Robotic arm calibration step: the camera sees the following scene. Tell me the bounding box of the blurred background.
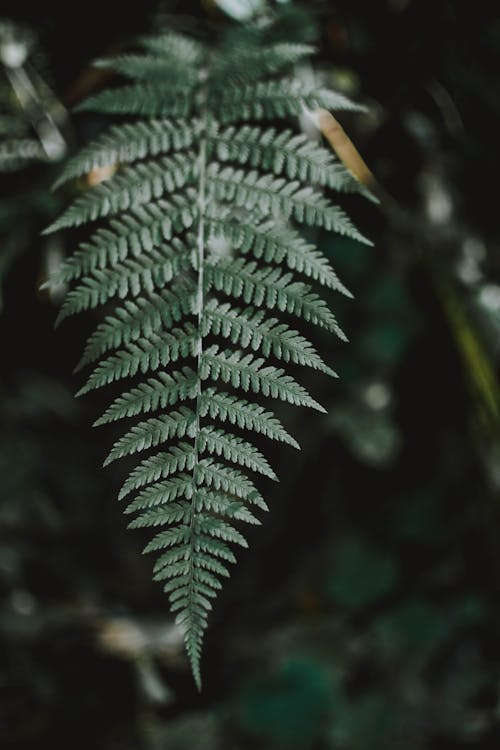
[1,1,500,747]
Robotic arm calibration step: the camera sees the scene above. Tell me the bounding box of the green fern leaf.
[199,389,299,448]
[192,490,260,525]
[125,476,195,514]
[209,165,370,242]
[205,259,346,337]
[211,42,315,87]
[93,54,199,87]
[213,80,364,123]
[79,324,198,395]
[48,23,371,688]
[56,247,192,324]
[211,125,369,196]
[51,153,197,230]
[94,368,199,425]
[202,300,337,375]
[198,426,277,480]
[76,286,194,370]
[119,443,197,498]
[76,82,195,117]
[209,217,353,294]
[53,119,196,189]
[200,345,326,412]
[104,408,197,465]
[137,32,204,66]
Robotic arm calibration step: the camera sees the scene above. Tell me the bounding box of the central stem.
[185,104,208,688]
[192,120,207,486]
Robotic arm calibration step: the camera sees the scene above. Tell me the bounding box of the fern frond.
[191,491,260,525]
[194,459,267,509]
[211,125,366,194]
[209,165,370,242]
[79,324,198,395]
[119,443,197,498]
[137,32,205,66]
[198,426,277,480]
[54,119,196,189]
[200,345,326,412]
[49,205,195,286]
[205,260,345,337]
[51,153,197,230]
[211,42,315,87]
[210,218,352,295]
[49,25,371,688]
[128,501,192,528]
[94,368,198,425]
[56,247,192,324]
[199,389,299,448]
[214,81,365,123]
[77,286,194,369]
[202,300,336,375]
[77,83,195,117]
[0,138,49,171]
[104,408,196,465]
[125,476,194,514]
[94,54,199,87]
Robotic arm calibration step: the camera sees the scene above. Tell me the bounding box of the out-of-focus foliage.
[0,18,68,307]
[0,0,499,748]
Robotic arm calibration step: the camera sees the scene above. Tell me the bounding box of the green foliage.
[47,26,370,687]
[0,18,67,172]
[236,660,332,747]
[325,535,399,608]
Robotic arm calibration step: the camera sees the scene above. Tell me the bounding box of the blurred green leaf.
[147,712,221,750]
[356,320,412,368]
[391,486,445,544]
[325,536,399,608]
[328,402,401,466]
[372,600,451,665]
[235,660,332,747]
[329,694,397,750]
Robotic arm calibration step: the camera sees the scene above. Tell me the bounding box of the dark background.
[1,1,500,748]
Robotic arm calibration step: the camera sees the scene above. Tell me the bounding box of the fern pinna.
[46,28,371,687]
